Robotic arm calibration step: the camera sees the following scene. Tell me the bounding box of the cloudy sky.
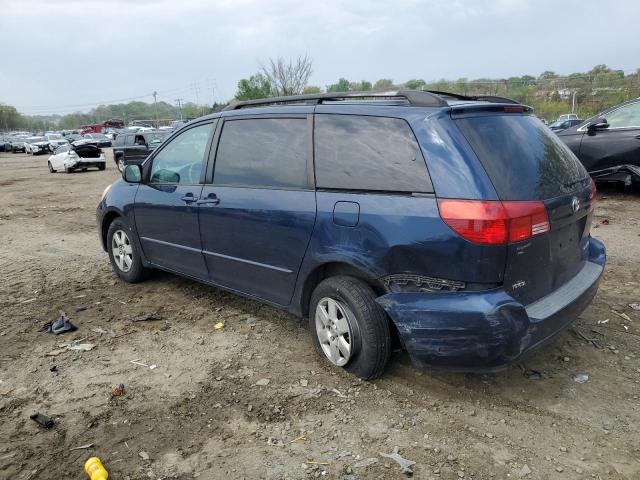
[1,0,638,115]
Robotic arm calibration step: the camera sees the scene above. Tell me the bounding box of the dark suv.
[112,131,168,171]
[97,90,605,379]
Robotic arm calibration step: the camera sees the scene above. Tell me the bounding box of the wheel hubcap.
[111,230,133,272]
[315,297,354,366]
[118,159,124,172]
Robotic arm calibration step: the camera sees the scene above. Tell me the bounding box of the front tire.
[107,218,149,283]
[48,162,56,173]
[117,157,125,172]
[309,276,391,379]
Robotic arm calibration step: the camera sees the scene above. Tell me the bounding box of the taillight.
[588,179,596,212]
[437,199,550,245]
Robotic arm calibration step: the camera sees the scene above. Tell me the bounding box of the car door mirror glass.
[150,168,179,184]
[123,164,142,183]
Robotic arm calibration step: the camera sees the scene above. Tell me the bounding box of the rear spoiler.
[449,103,534,116]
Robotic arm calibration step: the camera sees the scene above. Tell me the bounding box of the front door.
[134,121,215,279]
[579,100,640,171]
[199,115,316,305]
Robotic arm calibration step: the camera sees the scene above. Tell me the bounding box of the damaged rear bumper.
[376,237,605,371]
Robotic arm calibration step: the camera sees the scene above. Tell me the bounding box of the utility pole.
[571,90,577,114]
[175,98,183,121]
[153,91,158,128]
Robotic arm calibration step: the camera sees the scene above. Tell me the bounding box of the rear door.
[455,112,593,305]
[133,121,215,279]
[198,113,316,306]
[577,100,640,171]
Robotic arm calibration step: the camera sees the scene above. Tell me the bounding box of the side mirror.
[123,164,142,183]
[587,118,609,132]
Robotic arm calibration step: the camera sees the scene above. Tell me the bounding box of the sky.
[1,0,639,116]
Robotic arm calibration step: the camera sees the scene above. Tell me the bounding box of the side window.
[213,118,308,189]
[134,135,146,146]
[149,123,213,185]
[314,114,433,193]
[605,102,640,129]
[114,135,124,147]
[124,135,134,146]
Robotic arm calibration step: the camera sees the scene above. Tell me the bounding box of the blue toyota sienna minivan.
[97,90,605,379]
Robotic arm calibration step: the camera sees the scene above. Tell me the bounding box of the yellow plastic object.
[214,322,225,330]
[85,457,108,480]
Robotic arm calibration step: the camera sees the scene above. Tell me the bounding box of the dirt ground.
[0,149,639,480]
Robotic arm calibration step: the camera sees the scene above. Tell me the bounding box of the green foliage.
[235,74,272,100]
[327,78,351,92]
[350,80,372,91]
[373,79,394,90]
[303,85,322,94]
[403,79,426,90]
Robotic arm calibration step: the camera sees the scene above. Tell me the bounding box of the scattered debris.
[255,378,270,386]
[300,379,309,387]
[573,373,589,384]
[290,434,306,443]
[69,443,94,451]
[21,298,37,304]
[132,312,162,322]
[304,460,329,466]
[66,343,95,352]
[629,303,640,311]
[611,310,632,322]
[214,322,225,330]
[601,218,609,225]
[130,359,155,369]
[75,304,87,312]
[41,311,77,335]
[111,384,126,397]
[597,319,609,324]
[519,464,532,477]
[380,447,415,474]
[138,451,150,461]
[30,413,54,429]
[354,458,378,469]
[92,327,117,337]
[332,388,347,398]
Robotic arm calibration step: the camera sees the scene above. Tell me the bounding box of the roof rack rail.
[223,90,448,110]
[425,90,519,105]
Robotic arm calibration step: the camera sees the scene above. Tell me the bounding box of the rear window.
[314,114,433,193]
[455,114,588,200]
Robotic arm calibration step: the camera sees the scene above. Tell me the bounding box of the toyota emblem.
[571,197,580,213]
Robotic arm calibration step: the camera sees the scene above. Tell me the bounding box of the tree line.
[2,61,639,132]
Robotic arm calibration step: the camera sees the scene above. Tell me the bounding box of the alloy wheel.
[111,230,133,272]
[315,297,354,366]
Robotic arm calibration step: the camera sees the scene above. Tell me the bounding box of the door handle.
[181,193,198,203]
[197,193,220,205]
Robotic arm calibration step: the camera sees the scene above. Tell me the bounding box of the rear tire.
[48,162,56,173]
[98,163,106,171]
[107,218,149,283]
[65,166,73,173]
[309,276,391,379]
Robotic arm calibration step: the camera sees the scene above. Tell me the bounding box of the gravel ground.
[0,149,639,480]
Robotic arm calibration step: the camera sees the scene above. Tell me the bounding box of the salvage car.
[557,97,640,184]
[48,143,106,173]
[25,136,50,155]
[81,133,112,148]
[112,131,168,171]
[97,90,605,379]
[549,118,583,131]
[10,135,28,153]
[45,133,69,150]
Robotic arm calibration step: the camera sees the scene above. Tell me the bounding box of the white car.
[25,136,50,155]
[47,144,106,173]
[45,133,69,150]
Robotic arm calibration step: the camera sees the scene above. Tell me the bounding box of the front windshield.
[93,134,108,139]
[28,137,46,143]
[47,134,63,140]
